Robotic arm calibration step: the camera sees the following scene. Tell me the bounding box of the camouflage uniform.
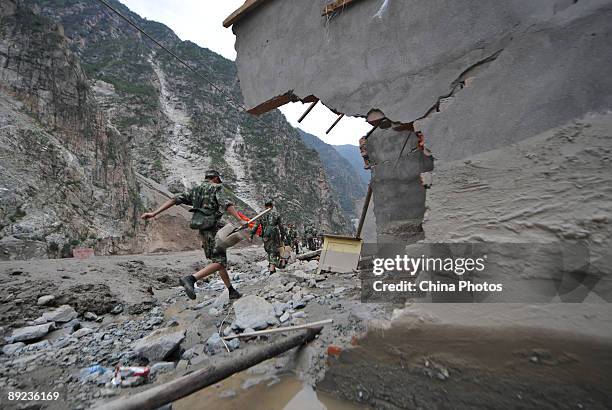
[305,225,318,251]
[251,208,284,266]
[174,181,233,266]
[285,225,299,254]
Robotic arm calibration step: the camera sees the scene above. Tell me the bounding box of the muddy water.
[174,371,365,410]
[319,322,612,409]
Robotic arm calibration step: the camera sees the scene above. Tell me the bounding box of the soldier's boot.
[228,286,242,300]
[179,275,197,300]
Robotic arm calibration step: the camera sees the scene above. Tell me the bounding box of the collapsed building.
[224,0,612,406]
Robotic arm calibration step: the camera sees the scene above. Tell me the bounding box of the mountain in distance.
[297,129,367,218]
[333,144,370,186]
[25,0,352,232]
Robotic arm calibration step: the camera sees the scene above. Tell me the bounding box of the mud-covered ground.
[1,246,611,410]
[0,246,384,409]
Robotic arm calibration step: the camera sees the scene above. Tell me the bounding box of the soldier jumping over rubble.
[250,199,284,274]
[141,170,244,301]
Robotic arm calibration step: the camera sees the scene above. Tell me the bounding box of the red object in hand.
[237,211,262,236]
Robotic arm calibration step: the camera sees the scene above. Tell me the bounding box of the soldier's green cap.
[205,169,221,181]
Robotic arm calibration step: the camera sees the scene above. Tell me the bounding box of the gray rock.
[233,295,277,330]
[148,316,164,326]
[291,299,306,309]
[181,343,205,360]
[279,312,290,323]
[111,305,124,315]
[227,338,240,351]
[213,289,229,308]
[292,311,305,319]
[303,260,319,272]
[72,327,94,338]
[11,322,54,342]
[2,342,25,355]
[206,332,225,355]
[176,360,189,372]
[84,312,98,321]
[53,337,76,349]
[209,307,220,316]
[42,305,77,323]
[32,317,48,325]
[151,361,175,374]
[37,295,55,306]
[272,302,287,317]
[25,340,50,351]
[133,329,186,361]
[62,319,81,332]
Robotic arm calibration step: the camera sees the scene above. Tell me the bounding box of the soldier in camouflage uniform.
[250,199,285,273]
[141,170,244,301]
[304,223,318,251]
[285,223,299,254]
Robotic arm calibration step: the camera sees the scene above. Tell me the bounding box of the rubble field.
[1,247,611,409]
[0,246,380,409]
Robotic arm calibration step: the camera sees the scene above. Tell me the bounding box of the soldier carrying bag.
[189,207,217,230]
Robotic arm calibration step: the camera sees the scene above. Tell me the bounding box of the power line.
[94,0,263,124]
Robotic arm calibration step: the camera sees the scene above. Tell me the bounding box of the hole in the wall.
[279,97,372,147]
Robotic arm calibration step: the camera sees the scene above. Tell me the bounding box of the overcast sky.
[120,0,369,146]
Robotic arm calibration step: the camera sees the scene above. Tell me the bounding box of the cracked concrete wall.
[234,0,612,157]
[368,129,433,242]
[231,0,612,242]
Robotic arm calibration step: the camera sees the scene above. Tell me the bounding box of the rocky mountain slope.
[297,129,366,218]
[0,1,141,260]
[26,0,350,233]
[333,144,370,186]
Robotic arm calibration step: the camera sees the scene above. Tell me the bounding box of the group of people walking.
[141,169,324,300]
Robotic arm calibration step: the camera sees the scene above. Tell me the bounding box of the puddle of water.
[174,371,364,410]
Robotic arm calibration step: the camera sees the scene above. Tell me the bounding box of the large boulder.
[233,295,277,330]
[42,305,77,323]
[133,329,185,361]
[10,322,55,342]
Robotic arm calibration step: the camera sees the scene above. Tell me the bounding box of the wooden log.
[296,249,321,260]
[223,319,333,340]
[95,327,322,410]
[356,183,373,239]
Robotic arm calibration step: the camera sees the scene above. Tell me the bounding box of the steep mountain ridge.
[297,129,366,218]
[334,144,370,186]
[0,0,140,259]
[26,0,351,233]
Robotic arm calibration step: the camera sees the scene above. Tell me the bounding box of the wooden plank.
[223,319,333,340]
[223,0,270,28]
[95,327,322,410]
[247,92,295,115]
[322,0,362,16]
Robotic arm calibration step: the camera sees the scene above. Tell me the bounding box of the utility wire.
[94,0,264,126]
